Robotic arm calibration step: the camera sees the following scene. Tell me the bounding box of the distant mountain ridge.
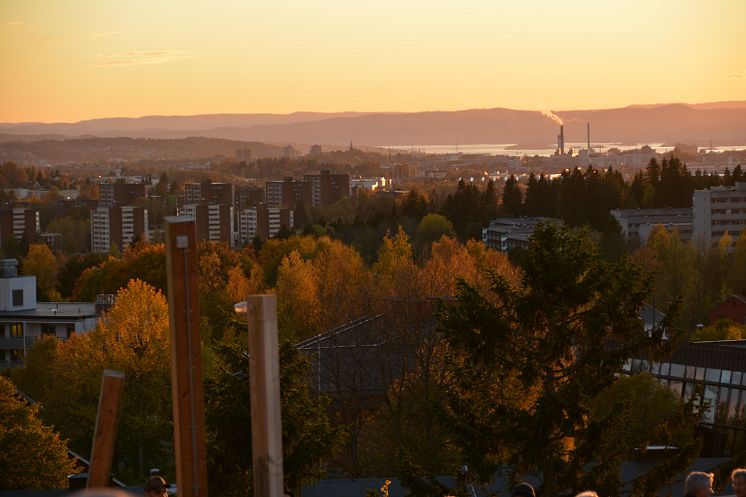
[1,102,745,147]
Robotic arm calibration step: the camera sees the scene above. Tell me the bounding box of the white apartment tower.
[179,204,235,246]
[238,206,293,245]
[693,182,746,249]
[91,206,149,253]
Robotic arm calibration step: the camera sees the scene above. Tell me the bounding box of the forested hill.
[1,101,745,147]
[0,136,286,163]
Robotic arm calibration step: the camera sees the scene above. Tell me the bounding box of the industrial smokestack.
[587,123,590,152]
[560,125,565,155]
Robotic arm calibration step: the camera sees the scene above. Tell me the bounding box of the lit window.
[9,323,23,337]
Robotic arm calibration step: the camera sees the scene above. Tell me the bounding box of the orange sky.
[1,0,744,123]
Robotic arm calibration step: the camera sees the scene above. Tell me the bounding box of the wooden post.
[87,369,125,489]
[246,295,284,497]
[165,216,208,497]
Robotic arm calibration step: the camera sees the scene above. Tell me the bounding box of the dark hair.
[512,483,536,497]
[144,476,168,492]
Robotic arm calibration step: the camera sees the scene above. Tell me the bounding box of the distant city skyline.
[1,0,744,123]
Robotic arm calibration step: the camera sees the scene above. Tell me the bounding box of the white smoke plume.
[540,110,563,126]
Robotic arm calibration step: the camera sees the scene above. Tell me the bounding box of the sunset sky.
[1,0,744,123]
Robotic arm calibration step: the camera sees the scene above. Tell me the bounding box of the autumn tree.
[437,224,692,497]
[46,212,91,255]
[414,214,455,258]
[18,279,173,483]
[372,226,420,302]
[311,237,373,331]
[0,376,79,489]
[22,243,60,300]
[632,226,701,327]
[276,250,322,341]
[72,244,167,300]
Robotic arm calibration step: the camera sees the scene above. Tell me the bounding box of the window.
[41,324,56,337]
[721,370,732,384]
[670,363,685,378]
[0,350,5,361]
[12,289,23,307]
[695,367,705,381]
[10,349,23,361]
[0,324,4,337]
[685,365,696,379]
[732,371,743,385]
[66,324,75,339]
[9,323,23,337]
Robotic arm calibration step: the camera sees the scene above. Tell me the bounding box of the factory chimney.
[587,123,591,153]
[560,125,565,155]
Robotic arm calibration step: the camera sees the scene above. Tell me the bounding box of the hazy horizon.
[2,99,746,126]
[1,1,744,123]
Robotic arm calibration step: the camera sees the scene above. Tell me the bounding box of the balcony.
[0,335,38,349]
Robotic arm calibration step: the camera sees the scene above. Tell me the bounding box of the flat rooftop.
[0,302,97,319]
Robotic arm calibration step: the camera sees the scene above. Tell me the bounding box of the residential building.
[392,163,416,179]
[238,205,293,244]
[183,179,234,206]
[99,182,147,207]
[350,177,387,195]
[283,145,297,159]
[236,148,252,162]
[91,206,148,254]
[303,170,350,206]
[708,294,746,325]
[309,144,322,155]
[179,203,235,246]
[693,182,746,249]
[264,177,312,209]
[623,339,746,457]
[482,217,563,252]
[235,185,264,209]
[0,259,97,368]
[0,208,39,246]
[39,232,64,253]
[611,208,693,245]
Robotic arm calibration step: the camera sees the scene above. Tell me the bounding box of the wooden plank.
[87,369,125,489]
[246,295,284,497]
[165,216,208,497]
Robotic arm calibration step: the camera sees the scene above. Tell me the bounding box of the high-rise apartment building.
[302,170,350,206]
[179,203,235,246]
[183,179,234,206]
[238,205,293,245]
[0,208,40,246]
[235,185,265,209]
[91,206,148,253]
[693,182,746,249]
[264,178,312,209]
[99,182,147,207]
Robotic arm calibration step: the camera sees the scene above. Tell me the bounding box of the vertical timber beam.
[246,295,284,497]
[87,369,125,489]
[165,216,208,497]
